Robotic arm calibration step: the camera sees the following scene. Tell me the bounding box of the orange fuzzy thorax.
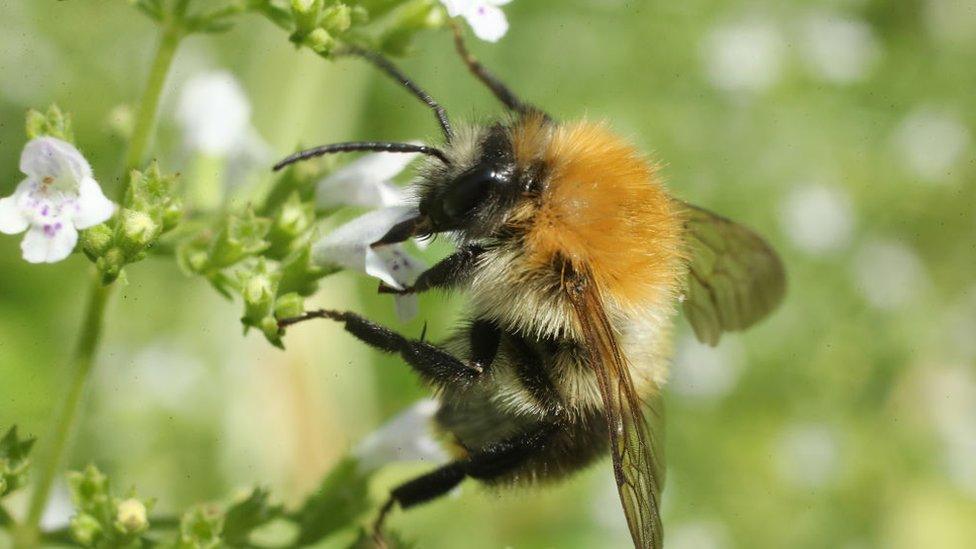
[512,117,686,314]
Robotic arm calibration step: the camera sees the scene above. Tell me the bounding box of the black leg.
[469,319,501,372]
[278,310,496,386]
[373,425,554,536]
[379,245,485,295]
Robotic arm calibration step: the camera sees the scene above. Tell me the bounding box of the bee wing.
[569,280,664,549]
[680,202,786,346]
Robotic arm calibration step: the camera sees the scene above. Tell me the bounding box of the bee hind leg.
[372,426,554,536]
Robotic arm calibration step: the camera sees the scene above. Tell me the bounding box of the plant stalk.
[15,23,183,547]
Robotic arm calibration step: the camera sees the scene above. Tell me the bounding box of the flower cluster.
[0,137,115,264]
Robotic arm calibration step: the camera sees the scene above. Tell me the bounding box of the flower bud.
[322,4,352,33]
[274,292,305,319]
[116,498,149,534]
[291,0,316,14]
[308,28,335,54]
[70,513,102,546]
[120,209,160,250]
[80,223,113,259]
[243,273,275,309]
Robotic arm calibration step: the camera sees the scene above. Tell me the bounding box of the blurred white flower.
[703,17,785,93]
[316,149,420,210]
[779,183,854,255]
[925,0,976,45]
[852,239,928,310]
[353,399,448,473]
[442,0,512,42]
[176,71,253,157]
[0,137,116,263]
[40,481,74,530]
[892,106,971,183]
[919,366,976,497]
[670,334,745,400]
[774,422,842,490]
[312,206,426,321]
[669,520,732,549]
[799,12,880,85]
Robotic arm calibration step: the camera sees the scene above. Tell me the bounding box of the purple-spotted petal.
[19,137,92,191]
[367,245,426,321]
[20,221,78,264]
[74,176,117,229]
[312,206,419,272]
[0,181,31,234]
[465,3,509,42]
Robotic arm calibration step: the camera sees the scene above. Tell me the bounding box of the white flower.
[799,12,881,85]
[891,106,971,183]
[176,71,253,157]
[779,183,855,255]
[353,399,448,473]
[316,149,420,210]
[703,17,785,93]
[773,422,842,490]
[671,335,745,400]
[312,206,426,321]
[442,0,513,42]
[0,137,116,263]
[851,238,928,310]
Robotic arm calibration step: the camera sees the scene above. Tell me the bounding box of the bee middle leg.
[279,310,501,386]
[373,425,554,539]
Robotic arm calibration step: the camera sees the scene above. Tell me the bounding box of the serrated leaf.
[0,426,36,497]
[222,488,284,546]
[294,458,372,546]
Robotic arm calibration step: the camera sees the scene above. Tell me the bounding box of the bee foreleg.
[378,245,485,295]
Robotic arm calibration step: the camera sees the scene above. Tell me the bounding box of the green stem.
[17,280,111,547]
[0,504,13,528]
[15,25,184,548]
[121,24,182,195]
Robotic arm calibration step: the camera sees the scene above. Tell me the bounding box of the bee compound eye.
[442,167,508,221]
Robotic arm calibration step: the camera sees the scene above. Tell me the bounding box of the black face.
[419,124,518,233]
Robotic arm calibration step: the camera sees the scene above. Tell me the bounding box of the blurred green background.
[1,0,975,547]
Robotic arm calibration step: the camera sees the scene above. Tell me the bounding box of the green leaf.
[0,425,36,498]
[176,505,224,549]
[222,487,284,546]
[25,104,74,142]
[294,458,372,546]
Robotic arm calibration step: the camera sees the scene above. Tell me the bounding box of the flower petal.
[353,399,448,473]
[464,4,509,42]
[369,246,425,321]
[312,206,418,273]
[19,137,92,190]
[176,71,252,156]
[316,150,419,210]
[20,221,78,263]
[440,0,466,17]
[73,177,117,229]
[0,181,31,234]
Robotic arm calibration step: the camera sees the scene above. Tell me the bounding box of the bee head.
[419,124,524,237]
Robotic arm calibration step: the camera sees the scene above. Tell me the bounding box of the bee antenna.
[339,45,454,141]
[273,141,451,172]
[450,21,549,120]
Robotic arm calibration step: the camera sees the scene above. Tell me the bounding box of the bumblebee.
[277,25,786,549]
